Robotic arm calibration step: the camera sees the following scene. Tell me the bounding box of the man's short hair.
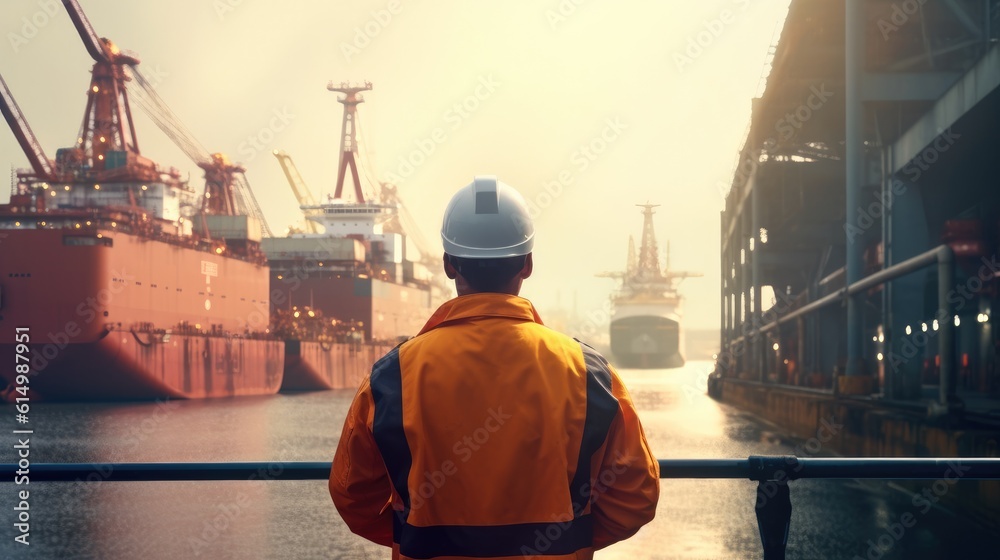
[447,254,527,292]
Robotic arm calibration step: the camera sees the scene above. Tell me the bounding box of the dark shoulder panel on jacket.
[569,339,620,508]
[368,345,413,520]
[576,339,615,395]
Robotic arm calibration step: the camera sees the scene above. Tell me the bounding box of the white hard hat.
[441,175,534,259]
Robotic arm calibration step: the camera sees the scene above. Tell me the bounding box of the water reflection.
[0,361,995,559]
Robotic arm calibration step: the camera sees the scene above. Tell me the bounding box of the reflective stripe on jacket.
[330,293,659,559]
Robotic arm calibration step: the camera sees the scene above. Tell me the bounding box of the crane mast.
[58,1,274,235]
[61,0,149,178]
[327,81,372,203]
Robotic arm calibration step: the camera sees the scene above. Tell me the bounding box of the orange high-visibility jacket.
[330,293,660,559]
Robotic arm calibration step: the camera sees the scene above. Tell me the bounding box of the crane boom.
[54,0,271,237]
[0,73,54,179]
[273,150,318,206]
[61,0,144,172]
[62,0,108,62]
[327,81,371,203]
[125,64,272,236]
[273,150,319,234]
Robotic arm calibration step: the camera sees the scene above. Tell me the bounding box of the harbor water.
[1,361,997,559]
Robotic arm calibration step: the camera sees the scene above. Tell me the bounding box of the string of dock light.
[843,313,991,363]
[895,313,992,338]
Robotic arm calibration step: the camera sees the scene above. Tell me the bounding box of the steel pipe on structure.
[750,245,957,414]
[758,245,950,333]
[721,211,728,358]
[796,316,805,384]
[743,214,752,375]
[751,167,763,381]
[851,244,954,412]
[846,246,941,294]
[936,245,956,414]
[730,244,739,363]
[845,0,866,376]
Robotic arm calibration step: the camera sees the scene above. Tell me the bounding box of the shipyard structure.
[714,0,1000,525]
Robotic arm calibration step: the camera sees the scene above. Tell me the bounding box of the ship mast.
[327,81,372,203]
[597,203,702,293]
[636,203,663,280]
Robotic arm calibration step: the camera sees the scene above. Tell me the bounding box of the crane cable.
[354,111,433,260]
[126,64,273,237]
[126,65,211,163]
[234,172,273,237]
[353,111,382,202]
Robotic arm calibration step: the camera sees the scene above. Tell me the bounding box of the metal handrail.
[725,244,957,413]
[3,456,998,482]
[4,456,998,560]
[756,245,950,334]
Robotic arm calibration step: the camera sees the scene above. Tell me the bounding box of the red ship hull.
[0,332,283,401]
[281,339,393,391]
[0,225,283,400]
[268,263,430,392]
[269,273,431,343]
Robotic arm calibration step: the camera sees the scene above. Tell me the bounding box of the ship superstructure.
[265,82,437,390]
[601,204,700,368]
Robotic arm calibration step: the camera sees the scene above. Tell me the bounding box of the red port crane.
[59,0,272,235]
[1,3,170,193]
[60,0,159,183]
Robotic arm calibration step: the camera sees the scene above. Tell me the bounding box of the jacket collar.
[417,293,543,336]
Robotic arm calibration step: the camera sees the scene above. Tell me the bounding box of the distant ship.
[600,204,700,369]
[264,82,437,391]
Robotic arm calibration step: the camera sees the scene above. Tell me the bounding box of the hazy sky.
[0,0,790,331]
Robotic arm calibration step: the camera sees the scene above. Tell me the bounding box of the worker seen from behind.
[330,176,660,559]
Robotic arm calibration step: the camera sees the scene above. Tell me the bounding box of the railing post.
[755,480,791,560]
[932,244,961,416]
[750,455,795,559]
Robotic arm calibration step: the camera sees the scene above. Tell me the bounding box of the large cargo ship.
[0,3,282,400]
[266,82,435,391]
[602,204,700,369]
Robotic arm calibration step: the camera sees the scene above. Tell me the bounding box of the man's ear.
[520,253,533,279]
[443,253,458,279]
